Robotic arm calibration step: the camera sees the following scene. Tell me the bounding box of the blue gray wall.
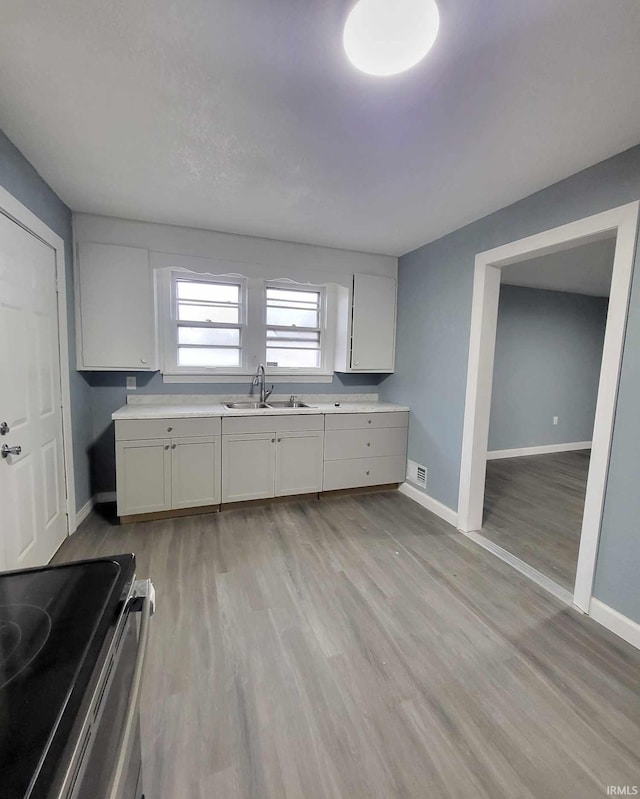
[488,285,607,451]
[382,143,640,623]
[0,130,92,512]
[89,372,387,495]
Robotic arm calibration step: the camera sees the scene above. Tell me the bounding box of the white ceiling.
[1,1,640,256]
[501,237,615,297]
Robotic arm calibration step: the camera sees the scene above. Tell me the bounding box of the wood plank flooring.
[53,491,640,799]
[482,450,590,591]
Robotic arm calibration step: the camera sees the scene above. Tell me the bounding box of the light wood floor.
[482,450,590,592]
[54,491,640,799]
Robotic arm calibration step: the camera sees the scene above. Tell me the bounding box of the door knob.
[1,444,22,458]
[0,422,9,436]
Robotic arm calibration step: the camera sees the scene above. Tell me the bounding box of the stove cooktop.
[0,555,135,799]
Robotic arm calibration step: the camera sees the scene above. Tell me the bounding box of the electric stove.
[0,555,137,799]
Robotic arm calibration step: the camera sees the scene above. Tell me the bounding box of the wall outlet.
[407,459,427,489]
[553,416,559,425]
[126,376,137,390]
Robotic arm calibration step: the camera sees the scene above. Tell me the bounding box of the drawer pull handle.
[271,438,275,443]
[167,426,173,432]
[367,442,371,447]
[164,445,169,450]
[171,444,177,449]
[365,470,370,476]
[277,438,282,443]
[367,420,372,424]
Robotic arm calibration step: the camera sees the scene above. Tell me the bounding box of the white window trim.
[158,270,337,382]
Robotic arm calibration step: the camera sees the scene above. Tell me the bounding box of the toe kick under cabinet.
[115,417,222,517]
[322,412,408,491]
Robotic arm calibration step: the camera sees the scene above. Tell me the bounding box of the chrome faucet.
[253,364,273,404]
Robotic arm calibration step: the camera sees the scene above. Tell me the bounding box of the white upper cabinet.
[335,273,397,373]
[76,242,157,370]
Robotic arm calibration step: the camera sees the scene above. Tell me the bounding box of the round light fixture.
[343,0,440,77]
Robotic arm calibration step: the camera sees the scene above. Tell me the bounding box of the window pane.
[266,330,318,341]
[266,307,318,327]
[266,288,320,307]
[267,330,319,348]
[266,348,320,368]
[178,347,241,367]
[178,303,240,324]
[177,280,240,304]
[178,327,240,346]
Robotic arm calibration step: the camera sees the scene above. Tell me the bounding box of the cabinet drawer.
[116,417,222,441]
[222,414,324,435]
[322,456,406,491]
[324,427,407,461]
[324,412,408,431]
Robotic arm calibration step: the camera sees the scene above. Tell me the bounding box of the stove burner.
[0,604,52,690]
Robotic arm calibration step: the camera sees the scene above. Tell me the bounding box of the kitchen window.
[162,270,334,381]
[265,285,323,370]
[175,277,243,367]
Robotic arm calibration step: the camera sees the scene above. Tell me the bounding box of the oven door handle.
[107,578,154,799]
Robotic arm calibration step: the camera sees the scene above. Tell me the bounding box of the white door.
[221,433,275,503]
[0,211,68,570]
[275,431,324,496]
[115,439,172,516]
[171,436,221,509]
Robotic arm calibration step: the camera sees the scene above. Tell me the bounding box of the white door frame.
[457,201,639,612]
[0,185,77,534]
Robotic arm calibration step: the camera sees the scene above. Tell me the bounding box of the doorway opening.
[457,202,639,612]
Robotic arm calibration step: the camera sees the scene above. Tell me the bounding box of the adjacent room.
[1,2,640,798]
[480,237,613,594]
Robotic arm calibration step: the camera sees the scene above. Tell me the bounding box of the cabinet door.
[221,433,275,503]
[351,273,396,372]
[77,242,155,370]
[275,431,324,496]
[116,439,171,516]
[171,436,221,509]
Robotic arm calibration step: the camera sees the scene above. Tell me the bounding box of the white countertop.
[112,400,409,421]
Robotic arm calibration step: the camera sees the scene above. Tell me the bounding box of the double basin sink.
[223,400,312,410]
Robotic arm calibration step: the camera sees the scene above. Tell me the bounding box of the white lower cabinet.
[222,429,324,503]
[275,431,324,497]
[115,410,408,517]
[222,433,276,503]
[116,432,221,516]
[116,439,172,516]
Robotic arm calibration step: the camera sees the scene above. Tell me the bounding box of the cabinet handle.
[354,361,359,366]
[367,442,371,447]
[140,358,148,364]
[365,470,370,476]
[171,444,177,449]
[271,438,275,443]
[164,445,169,450]
[167,427,173,432]
[277,438,282,442]
[368,419,372,424]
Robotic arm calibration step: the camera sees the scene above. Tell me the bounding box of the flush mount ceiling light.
[343,0,440,77]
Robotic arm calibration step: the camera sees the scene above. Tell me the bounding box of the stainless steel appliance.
[0,554,155,799]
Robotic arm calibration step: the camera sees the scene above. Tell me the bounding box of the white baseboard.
[589,598,640,650]
[75,497,94,527]
[95,491,117,504]
[487,441,592,460]
[398,482,458,527]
